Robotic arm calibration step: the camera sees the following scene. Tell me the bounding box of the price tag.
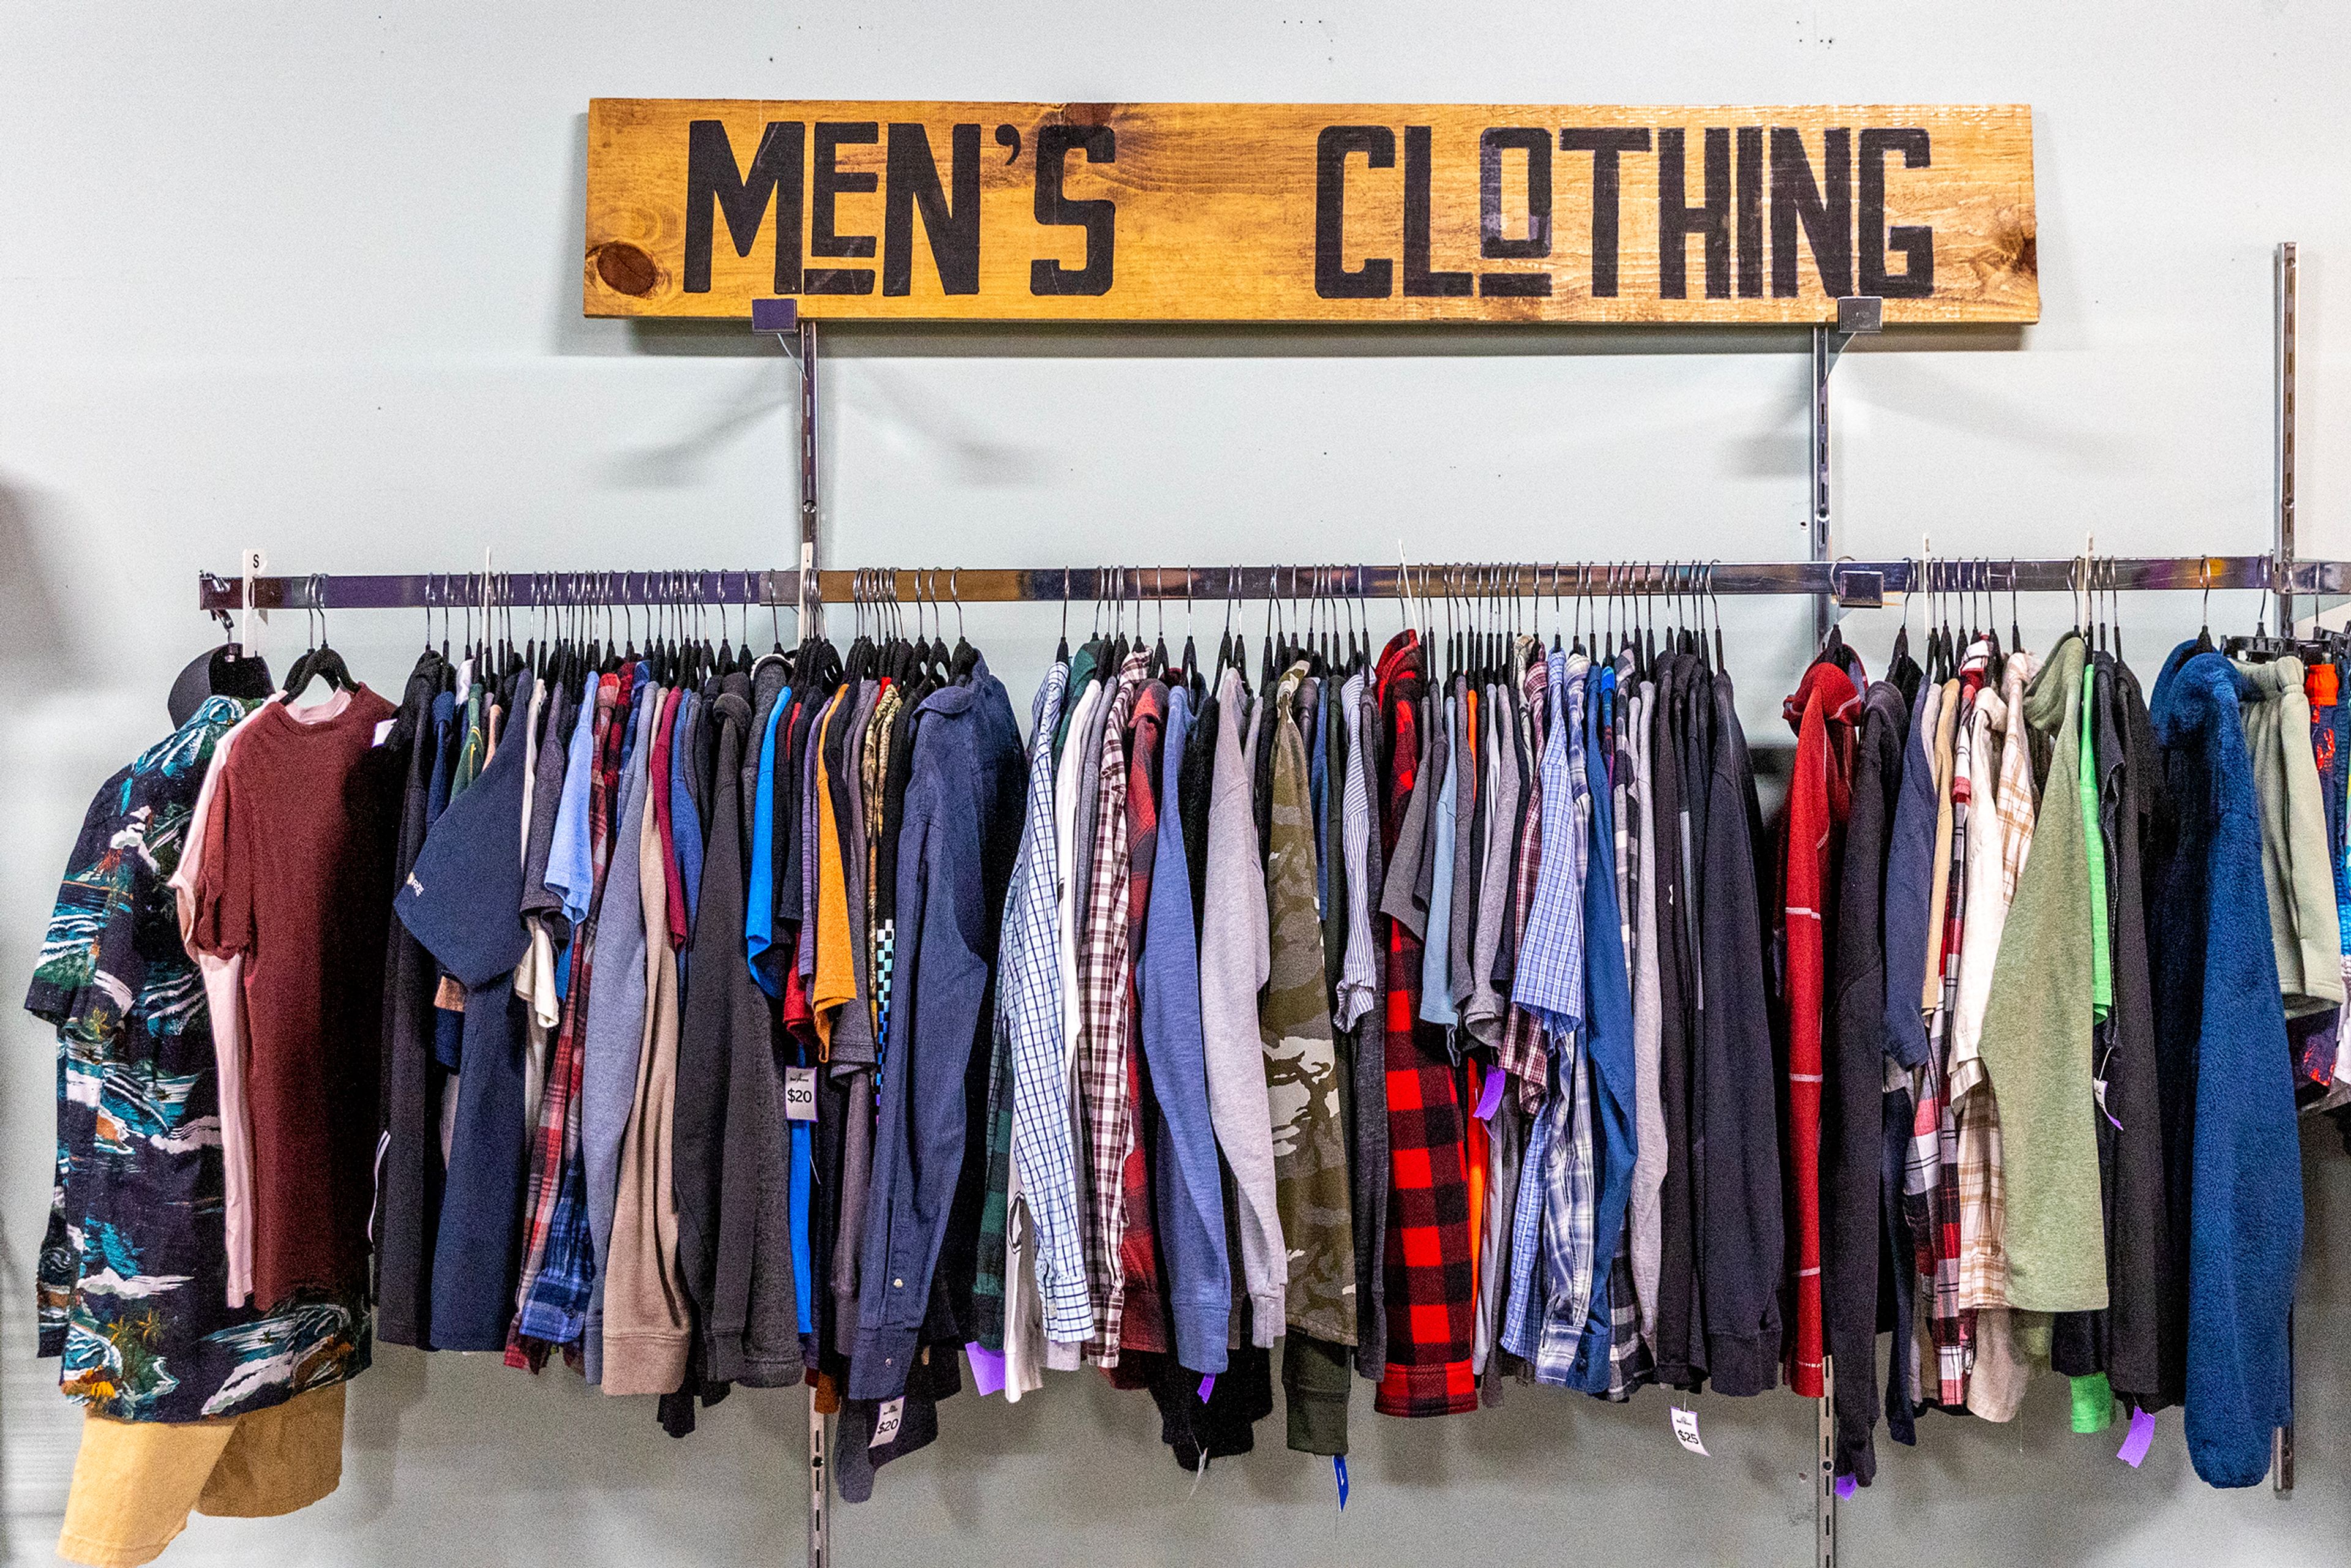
[966,1343,1005,1397]
[869,1397,904,1448]
[2117,1406,2155,1468]
[1671,1405,1709,1456]
[1473,1071,1505,1122]
[785,1067,818,1122]
[373,719,397,747]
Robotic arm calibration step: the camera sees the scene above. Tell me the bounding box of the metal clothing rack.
[195,553,2346,618]
[190,246,2315,1568]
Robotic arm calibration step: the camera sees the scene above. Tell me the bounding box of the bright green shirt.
[2079,655,2112,1022]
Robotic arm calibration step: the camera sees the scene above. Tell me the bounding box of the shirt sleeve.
[189,762,255,963]
[24,767,131,1035]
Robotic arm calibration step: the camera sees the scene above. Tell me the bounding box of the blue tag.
[1334,1454,1349,1510]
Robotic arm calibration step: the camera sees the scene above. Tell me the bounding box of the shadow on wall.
[547,110,2035,499]
[0,474,83,691]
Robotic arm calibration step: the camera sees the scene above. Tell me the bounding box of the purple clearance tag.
[1198,1374,1216,1403]
[1834,1475,1858,1501]
[1474,1071,1505,1122]
[2118,1406,2155,1467]
[966,1343,1006,1397]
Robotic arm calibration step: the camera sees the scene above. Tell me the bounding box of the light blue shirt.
[544,673,601,928]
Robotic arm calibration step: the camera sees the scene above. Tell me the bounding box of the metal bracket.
[1809,297,1883,641]
[754,299,822,636]
[1829,565,1884,609]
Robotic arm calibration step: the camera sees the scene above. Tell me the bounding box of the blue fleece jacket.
[2150,643,2304,1488]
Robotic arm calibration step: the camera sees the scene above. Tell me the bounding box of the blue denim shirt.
[849,659,1027,1400]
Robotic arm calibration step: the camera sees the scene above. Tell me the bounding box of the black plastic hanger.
[280,584,352,700]
[1056,568,1072,666]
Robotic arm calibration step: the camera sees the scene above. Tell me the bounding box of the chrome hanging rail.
[197,554,2348,617]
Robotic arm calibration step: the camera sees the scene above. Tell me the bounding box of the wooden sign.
[585,100,2036,324]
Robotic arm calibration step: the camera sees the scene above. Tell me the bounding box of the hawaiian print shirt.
[27,697,369,1421]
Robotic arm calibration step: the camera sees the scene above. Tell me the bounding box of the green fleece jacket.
[1976,633,2108,1313]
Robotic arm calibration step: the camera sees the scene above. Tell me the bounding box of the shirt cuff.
[846,1321,919,1402]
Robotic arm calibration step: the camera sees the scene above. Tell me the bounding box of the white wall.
[4,3,2349,1564]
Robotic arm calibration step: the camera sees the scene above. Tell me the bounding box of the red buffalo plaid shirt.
[1374,632,1479,1417]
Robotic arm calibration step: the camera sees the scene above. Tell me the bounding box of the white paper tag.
[869,1397,904,1448]
[373,718,397,747]
[784,1067,818,1122]
[1671,1405,1709,1456]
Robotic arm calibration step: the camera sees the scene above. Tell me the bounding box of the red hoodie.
[1780,658,1859,1399]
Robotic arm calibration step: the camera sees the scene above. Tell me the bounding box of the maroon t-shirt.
[193,686,400,1308]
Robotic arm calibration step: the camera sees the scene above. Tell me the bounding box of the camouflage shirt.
[1262,664,1357,1344]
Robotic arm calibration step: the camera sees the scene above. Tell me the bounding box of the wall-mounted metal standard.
[2273,238,2298,1499]
[1810,296,1884,642]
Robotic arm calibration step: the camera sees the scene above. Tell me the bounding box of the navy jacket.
[850,659,1025,1400]
[397,682,533,1352]
[2149,644,2303,1487]
[1880,683,1938,1071]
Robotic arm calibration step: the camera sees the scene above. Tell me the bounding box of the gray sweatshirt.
[1198,669,1285,1342]
[580,691,659,1383]
[1464,680,1521,1048]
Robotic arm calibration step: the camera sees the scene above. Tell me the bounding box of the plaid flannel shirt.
[1512,651,1586,1037]
[1950,651,2035,1315]
[1925,651,1992,1400]
[1502,1068,1554,1359]
[994,665,1093,1343]
[1114,682,1169,1358]
[507,673,620,1364]
[1374,631,1480,1417]
[1498,656,1551,1112]
[1602,1250,1653,1400]
[1076,653,1147,1364]
[1532,656,1599,1384]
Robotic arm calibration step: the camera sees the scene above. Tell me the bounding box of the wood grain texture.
[585,100,2036,324]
